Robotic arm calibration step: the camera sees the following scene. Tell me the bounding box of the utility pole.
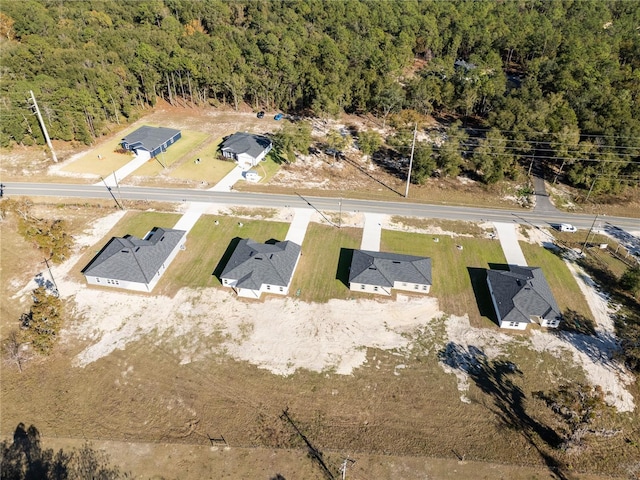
[29,90,58,163]
[582,213,599,255]
[405,123,418,198]
[113,171,125,209]
[100,176,124,210]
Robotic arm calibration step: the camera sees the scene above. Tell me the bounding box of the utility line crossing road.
[4,182,640,232]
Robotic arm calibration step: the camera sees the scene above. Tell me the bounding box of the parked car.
[257,111,265,119]
[558,223,577,233]
[274,113,283,120]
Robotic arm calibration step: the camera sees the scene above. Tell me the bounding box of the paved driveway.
[209,165,244,192]
[285,208,313,245]
[361,213,384,251]
[493,222,528,266]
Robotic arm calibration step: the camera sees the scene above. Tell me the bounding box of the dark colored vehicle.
[257,111,265,119]
[274,113,283,120]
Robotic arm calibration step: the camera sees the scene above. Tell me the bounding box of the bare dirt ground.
[2,104,639,479]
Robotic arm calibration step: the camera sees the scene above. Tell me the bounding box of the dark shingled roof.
[122,126,181,152]
[487,266,561,324]
[220,239,301,289]
[82,227,185,284]
[349,250,432,287]
[221,132,272,159]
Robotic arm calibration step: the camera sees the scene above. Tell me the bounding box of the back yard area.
[2,201,639,479]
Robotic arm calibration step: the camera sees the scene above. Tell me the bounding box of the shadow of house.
[213,237,242,279]
[336,248,354,287]
[467,267,498,323]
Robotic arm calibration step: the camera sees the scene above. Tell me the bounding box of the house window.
[96,278,100,283]
[266,285,271,290]
[279,287,283,292]
[414,285,419,290]
[402,283,407,286]
[422,285,427,290]
[509,322,518,327]
[374,286,378,291]
[360,285,365,290]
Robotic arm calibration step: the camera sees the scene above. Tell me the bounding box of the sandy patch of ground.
[529,261,635,412]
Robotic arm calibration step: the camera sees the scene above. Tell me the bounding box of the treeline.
[1,0,639,191]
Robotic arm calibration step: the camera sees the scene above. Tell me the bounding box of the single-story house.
[220,132,272,170]
[220,239,301,299]
[486,266,562,330]
[121,126,182,159]
[348,250,432,296]
[82,227,186,292]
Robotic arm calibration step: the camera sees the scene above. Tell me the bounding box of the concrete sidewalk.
[94,151,151,187]
[285,208,313,245]
[209,165,244,192]
[361,213,384,251]
[173,202,212,233]
[494,222,528,266]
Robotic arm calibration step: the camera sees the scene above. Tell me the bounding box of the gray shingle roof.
[349,250,432,287]
[221,132,272,159]
[122,126,181,152]
[221,239,301,289]
[487,266,561,324]
[82,227,185,284]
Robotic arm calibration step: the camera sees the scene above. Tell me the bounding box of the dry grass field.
[2,104,640,479]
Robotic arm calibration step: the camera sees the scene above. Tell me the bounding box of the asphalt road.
[4,182,640,233]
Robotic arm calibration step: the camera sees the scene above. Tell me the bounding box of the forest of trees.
[1,0,639,192]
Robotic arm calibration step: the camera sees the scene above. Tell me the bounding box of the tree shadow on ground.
[467,267,498,324]
[559,309,596,336]
[336,248,354,287]
[212,237,242,279]
[437,343,574,480]
[1,423,126,480]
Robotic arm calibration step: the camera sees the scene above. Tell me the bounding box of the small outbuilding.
[348,250,432,296]
[220,132,272,170]
[220,239,301,299]
[82,227,186,292]
[121,126,181,159]
[486,266,562,330]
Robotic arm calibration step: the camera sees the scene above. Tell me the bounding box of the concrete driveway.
[361,213,384,251]
[493,222,528,266]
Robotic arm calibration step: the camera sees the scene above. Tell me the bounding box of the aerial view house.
[220,132,272,170]
[220,239,301,299]
[82,227,186,292]
[121,126,182,160]
[348,250,432,296]
[486,266,562,330]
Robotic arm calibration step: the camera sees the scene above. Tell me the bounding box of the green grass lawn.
[61,124,142,177]
[381,230,507,325]
[291,223,364,303]
[131,130,209,177]
[169,138,236,184]
[158,214,290,296]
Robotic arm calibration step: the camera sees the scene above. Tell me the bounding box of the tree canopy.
[1,0,638,191]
